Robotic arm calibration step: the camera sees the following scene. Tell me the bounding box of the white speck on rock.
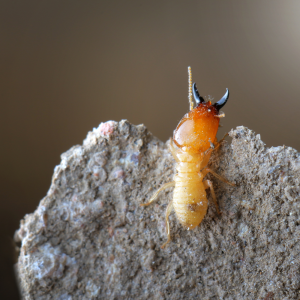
[85,280,100,298]
[238,223,249,238]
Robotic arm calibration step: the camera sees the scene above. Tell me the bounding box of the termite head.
[193,83,229,111]
[173,83,229,154]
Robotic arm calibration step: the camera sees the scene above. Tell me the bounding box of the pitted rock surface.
[15,121,300,299]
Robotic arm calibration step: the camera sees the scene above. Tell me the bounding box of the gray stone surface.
[15,120,300,299]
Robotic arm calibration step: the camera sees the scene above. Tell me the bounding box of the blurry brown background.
[1,1,300,298]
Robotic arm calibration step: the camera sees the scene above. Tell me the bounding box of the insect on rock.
[141,67,235,248]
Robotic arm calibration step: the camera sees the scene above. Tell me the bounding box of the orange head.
[173,83,229,154]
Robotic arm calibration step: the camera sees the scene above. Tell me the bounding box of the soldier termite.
[141,67,235,248]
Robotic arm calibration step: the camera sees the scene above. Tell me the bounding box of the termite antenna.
[188,66,193,111]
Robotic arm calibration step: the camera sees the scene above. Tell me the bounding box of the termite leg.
[200,147,214,170]
[161,201,174,249]
[213,133,228,150]
[140,181,175,207]
[202,168,235,186]
[203,180,220,215]
[201,134,229,169]
[169,138,179,162]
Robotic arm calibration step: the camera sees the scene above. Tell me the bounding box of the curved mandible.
[213,88,229,110]
[192,83,205,105]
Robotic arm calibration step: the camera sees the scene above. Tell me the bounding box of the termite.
[141,67,235,248]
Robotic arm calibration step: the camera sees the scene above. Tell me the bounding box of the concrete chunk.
[16,120,300,299]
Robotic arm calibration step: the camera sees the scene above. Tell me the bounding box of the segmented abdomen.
[173,172,207,230]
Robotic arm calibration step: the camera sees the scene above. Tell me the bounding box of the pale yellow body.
[173,151,207,230]
[141,139,233,248]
